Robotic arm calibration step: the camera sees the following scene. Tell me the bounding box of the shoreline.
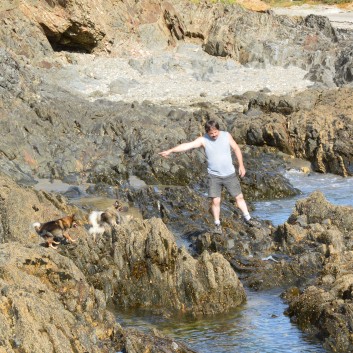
[272,4,353,30]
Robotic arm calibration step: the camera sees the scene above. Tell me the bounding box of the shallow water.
[252,170,353,226]
[116,288,326,353]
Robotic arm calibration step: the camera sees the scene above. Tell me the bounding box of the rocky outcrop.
[188,190,352,298]
[1,0,353,351]
[1,0,353,86]
[0,46,301,201]
[226,88,353,176]
[0,169,86,245]
[0,243,123,353]
[0,242,197,353]
[62,216,246,316]
[276,193,353,352]
[1,1,352,185]
[275,191,353,352]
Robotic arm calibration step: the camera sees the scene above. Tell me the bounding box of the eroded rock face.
[276,191,353,352]
[0,47,300,200]
[0,242,197,353]
[0,172,236,351]
[1,1,352,183]
[1,0,353,85]
[62,216,246,316]
[0,243,123,353]
[227,88,353,176]
[0,172,83,245]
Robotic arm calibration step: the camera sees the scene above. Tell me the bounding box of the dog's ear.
[72,214,76,220]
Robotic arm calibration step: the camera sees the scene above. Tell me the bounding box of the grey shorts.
[207,173,242,198]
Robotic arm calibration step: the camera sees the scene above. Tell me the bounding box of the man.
[159,120,260,234]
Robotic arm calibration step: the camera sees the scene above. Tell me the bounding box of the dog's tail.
[32,222,41,234]
[88,211,105,240]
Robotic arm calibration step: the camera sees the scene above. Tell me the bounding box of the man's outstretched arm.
[159,137,204,158]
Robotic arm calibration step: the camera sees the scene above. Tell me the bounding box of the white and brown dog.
[33,214,78,249]
[88,200,128,242]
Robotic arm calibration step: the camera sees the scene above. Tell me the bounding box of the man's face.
[207,127,220,140]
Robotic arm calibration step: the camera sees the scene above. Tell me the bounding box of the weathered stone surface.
[1,0,353,85]
[1,1,353,350]
[0,172,80,245]
[275,191,353,352]
[1,0,352,184]
[0,241,197,353]
[226,88,353,176]
[62,216,246,316]
[0,242,123,353]
[0,47,300,201]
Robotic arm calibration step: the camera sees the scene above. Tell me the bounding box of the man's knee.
[211,197,221,206]
[235,193,244,202]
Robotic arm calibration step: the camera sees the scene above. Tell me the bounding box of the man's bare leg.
[210,197,221,223]
[235,193,261,227]
[209,197,223,233]
[235,193,250,219]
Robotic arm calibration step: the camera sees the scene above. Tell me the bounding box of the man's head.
[205,120,220,140]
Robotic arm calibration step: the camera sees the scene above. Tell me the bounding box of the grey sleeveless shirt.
[203,131,235,177]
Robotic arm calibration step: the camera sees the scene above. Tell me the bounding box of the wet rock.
[276,191,353,352]
[63,186,84,198]
[0,241,196,353]
[67,216,246,317]
[123,328,197,353]
[128,175,148,191]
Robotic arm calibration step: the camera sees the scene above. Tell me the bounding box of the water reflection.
[252,171,353,226]
[116,289,327,353]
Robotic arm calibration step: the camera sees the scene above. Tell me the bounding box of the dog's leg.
[42,231,58,248]
[64,232,77,243]
[47,239,58,249]
[116,212,121,225]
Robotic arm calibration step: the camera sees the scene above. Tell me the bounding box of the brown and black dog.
[33,214,78,249]
[88,201,128,242]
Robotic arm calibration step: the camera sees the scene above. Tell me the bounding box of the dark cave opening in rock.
[40,23,97,53]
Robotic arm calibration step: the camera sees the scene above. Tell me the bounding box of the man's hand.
[158,150,171,158]
[239,165,246,178]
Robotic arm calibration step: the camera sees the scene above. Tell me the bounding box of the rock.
[128,175,147,191]
[72,217,246,316]
[0,242,123,353]
[274,191,353,351]
[226,88,353,176]
[0,242,197,353]
[0,1,353,349]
